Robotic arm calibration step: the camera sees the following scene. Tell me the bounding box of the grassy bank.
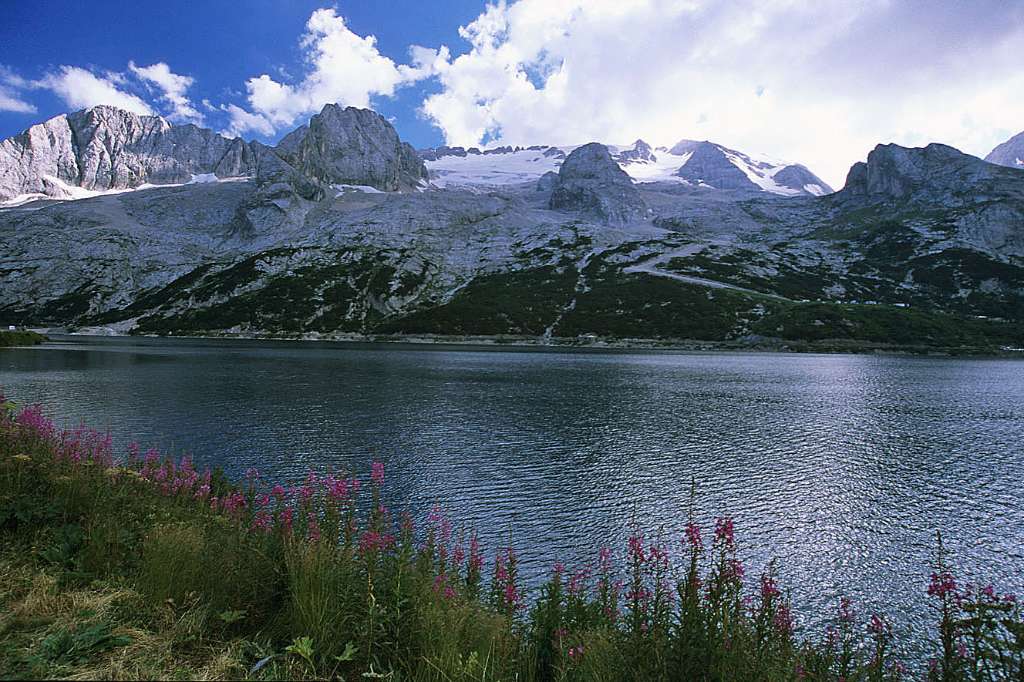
[0,330,47,348]
[1,394,1022,680]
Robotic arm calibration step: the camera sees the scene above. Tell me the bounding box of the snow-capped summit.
[420,138,832,196]
[668,140,832,196]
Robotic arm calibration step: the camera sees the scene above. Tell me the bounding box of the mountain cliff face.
[1,106,1023,350]
[986,130,1024,169]
[0,106,256,201]
[548,143,645,224]
[0,104,425,203]
[273,104,426,192]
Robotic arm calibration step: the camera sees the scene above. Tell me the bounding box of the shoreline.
[27,326,1024,357]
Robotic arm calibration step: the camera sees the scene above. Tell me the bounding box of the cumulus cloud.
[0,66,36,113]
[35,65,154,116]
[224,7,438,137]
[129,61,203,124]
[420,0,1024,188]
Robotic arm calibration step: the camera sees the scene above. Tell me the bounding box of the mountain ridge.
[2,105,1023,351]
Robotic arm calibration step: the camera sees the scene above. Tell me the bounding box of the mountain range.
[2,104,1024,352]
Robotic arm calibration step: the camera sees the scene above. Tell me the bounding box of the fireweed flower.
[774,604,794,636]
[927,571,957,598]
[627,533,645,563]
[684,521,703,550]
[714,517,735,547]
[371,461,385,486]
[839,597,855,624]
[252,512,273,533]
[761,573,781,600]
[868,614,889,635]
[307,512,321,543]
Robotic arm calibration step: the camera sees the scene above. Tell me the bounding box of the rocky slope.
[0,104,426,203]
[1,106,1022,350]
[986,130,1024,169]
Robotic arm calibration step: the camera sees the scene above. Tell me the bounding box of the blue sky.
[0,0,482,149]
[1,1,1022,187]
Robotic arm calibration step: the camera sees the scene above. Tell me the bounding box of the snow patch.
[334,184,385,196]
[803,183,827,196]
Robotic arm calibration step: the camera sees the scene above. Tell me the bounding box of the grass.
[1,393,1023,680]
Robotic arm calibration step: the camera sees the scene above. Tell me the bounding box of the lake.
[2,335,1023,657]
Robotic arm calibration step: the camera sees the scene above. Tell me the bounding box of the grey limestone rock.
[549,142,645,224]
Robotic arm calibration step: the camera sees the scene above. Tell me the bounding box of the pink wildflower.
[927,571,957,598]
[714,517,735,547]
[371,461,385,486]
[684,521,703,550]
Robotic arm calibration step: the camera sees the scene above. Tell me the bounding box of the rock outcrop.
[673,141,760,191]
[0,106,257,200]
[273,104,426,192]
[0,103,426,202]
[549,143,645,224]
[986,131,1024,169]
[838,143,1024,203]
[617,139,657,164]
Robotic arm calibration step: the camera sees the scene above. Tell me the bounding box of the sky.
[1,0,1022,189]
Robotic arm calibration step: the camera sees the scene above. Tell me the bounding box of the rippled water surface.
[2,336,1023,653]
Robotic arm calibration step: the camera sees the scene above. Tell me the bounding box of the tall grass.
[1,390,1022,680]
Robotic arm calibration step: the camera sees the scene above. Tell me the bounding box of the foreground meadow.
[0,390,1021,680]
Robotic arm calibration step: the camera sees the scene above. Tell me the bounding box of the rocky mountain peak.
[986,130,1024,169]
[274,104,426,192]
[549,142,645,224]
[839,143,1011,201]
[617,139,657,164]
[674,140,759,191]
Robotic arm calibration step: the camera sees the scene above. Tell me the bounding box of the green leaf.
[334,641,358,662]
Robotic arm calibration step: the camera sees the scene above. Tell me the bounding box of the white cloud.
[129,61,203,124]
[225,7,436,136]
[35,65,154,116]
[420,0,1024,188]
[0,66,36,113]
[220,103,275,138]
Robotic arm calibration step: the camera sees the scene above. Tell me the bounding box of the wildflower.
[714,517,735,547]
[371,461,385,486]
[359,530,395,554]
[774,604,794,636]
[271,484,287,500]
[627,533,645,563]
[723,558,745,583]
[868,614,889,635]
[280,507,294,534]
[12,453,31,463]
[839,597,855,624]
[761,573,781,600]
[927,571,957,598]
[244,467,261,482]
[684,521,703,550]
[252,512,273,533]
[307,513,321,543]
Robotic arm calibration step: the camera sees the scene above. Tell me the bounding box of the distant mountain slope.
[985,130,1024,169]
[420,138,832,197]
